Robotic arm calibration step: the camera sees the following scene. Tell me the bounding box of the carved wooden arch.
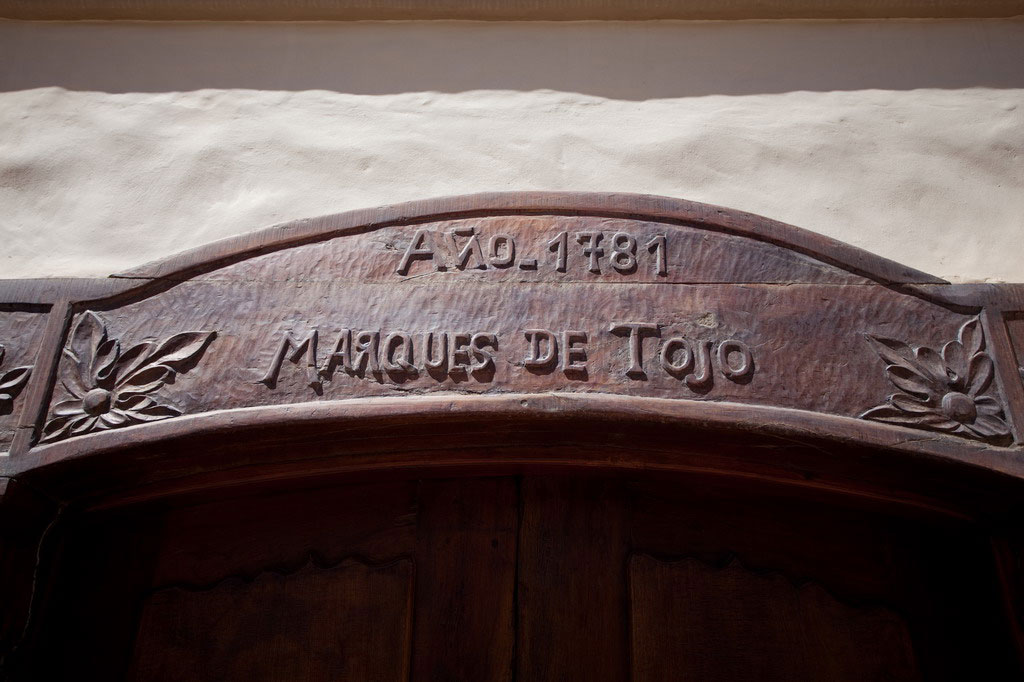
[1,192,1023,477]
[0,192,1023,500]
[3,192,1024,675]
